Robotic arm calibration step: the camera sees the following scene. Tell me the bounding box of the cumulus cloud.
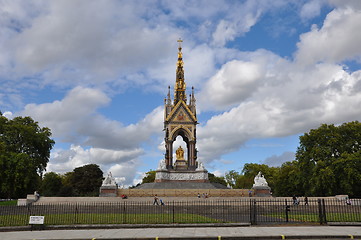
[108,160,141,186]
[211,6,261,47]
[296,7,361,65]
[21,86,164,184]
[197,52,361,164]
[2,0,361,186]
[49,145,143,186]
[2,111,13,119]
[21,86,164,149]
[300,0,323,21]
[199,59,265,110]
[11,1,177,86]
[263,151,295,167]
[22,86,110,143]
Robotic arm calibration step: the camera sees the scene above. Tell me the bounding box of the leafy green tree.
[69,164,103,196]
[296,121,361,197]
[225,170,240,188]
[273,161,302,197]
[142,170,156,184]
[58,172,74,196]
[234,175,253,189]
[40,172,63,196]
[0,116,54,198]
[208,172,227,186]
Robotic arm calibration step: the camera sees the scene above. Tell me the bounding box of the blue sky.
[1,0,361,186]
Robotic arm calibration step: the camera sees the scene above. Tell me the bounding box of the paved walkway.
[1,226,361,240]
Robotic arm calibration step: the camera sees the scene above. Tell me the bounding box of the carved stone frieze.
[155,170,208,181]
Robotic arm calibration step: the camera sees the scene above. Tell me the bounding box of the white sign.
[29,216,44,225]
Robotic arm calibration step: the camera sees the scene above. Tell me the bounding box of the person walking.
[153,194,159,205]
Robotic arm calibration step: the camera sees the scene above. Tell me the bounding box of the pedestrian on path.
[153,194,159,205]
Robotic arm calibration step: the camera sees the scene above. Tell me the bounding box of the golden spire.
[174,38,186,104]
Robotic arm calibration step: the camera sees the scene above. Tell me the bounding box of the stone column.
[189,141,195,169]
[166,141,173,169]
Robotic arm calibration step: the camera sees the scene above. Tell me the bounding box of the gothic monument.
[155,39,209,183]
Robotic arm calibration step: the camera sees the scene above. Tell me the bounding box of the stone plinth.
[99,185,118,197]
[155,169,209,183]
[252,186,271,197]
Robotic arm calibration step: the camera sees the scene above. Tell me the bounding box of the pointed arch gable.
[170,125,193,142]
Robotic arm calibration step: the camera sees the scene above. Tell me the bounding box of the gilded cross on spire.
[177,38,183,49]
[174,39,186,104]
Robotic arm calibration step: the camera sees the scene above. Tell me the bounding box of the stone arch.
[165,126,196,169]
[170,125,193,142]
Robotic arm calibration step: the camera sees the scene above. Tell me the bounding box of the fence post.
[322,199,327,224]
[123,202,126,224]
[317,199,326,225]
[222,200,225,223]
[250,199,257,225]
[172,201,175,223]
[285,199,290,222]
[75,203,78,225]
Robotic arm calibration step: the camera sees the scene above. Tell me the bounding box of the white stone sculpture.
[253,171,268,187]
[158,159,166,170]
[102,172,117,186]
[196,161,205,170]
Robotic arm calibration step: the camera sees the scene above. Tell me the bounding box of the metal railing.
[0,198,359,227]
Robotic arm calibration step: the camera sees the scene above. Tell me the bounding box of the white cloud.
[197,53,361,164]
[211,2,262,47]
[199,60,264,110]
[48,145,143,186]
[296,7,361,65]
[263,151,295,167]
[108,160,141,186]
[300,0,324,21]
[21,86,165,185]
[2,111,13,119]
[21,86,164,149]
[2,1,361,186]
[21,86,110,143]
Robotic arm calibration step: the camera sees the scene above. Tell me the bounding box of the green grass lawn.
[0,213,221,227]
[267,213,361,222]
[0,200,17,206]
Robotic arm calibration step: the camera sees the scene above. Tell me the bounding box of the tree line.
[1,112,360,198]
[0,113,103,198]
[222,122,361,198]
[40,164,103,197]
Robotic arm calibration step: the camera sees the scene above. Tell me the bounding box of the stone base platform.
[252,186,272,197]
[118,188,252,197]
[99,185,118,197]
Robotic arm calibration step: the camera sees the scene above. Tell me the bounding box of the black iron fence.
[0,198,360,227]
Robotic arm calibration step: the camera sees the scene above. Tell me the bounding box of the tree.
[69,164,103,196]
[234,175,253,189]
[333,151,361,197]
[0,116,54,198]
[208,172,227,186]
[142,170,156,184]
[225,170,240,188]
[242,163,278,190]
[40,172,63,196]
[273,161,302,197]
[296,121,361,197]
